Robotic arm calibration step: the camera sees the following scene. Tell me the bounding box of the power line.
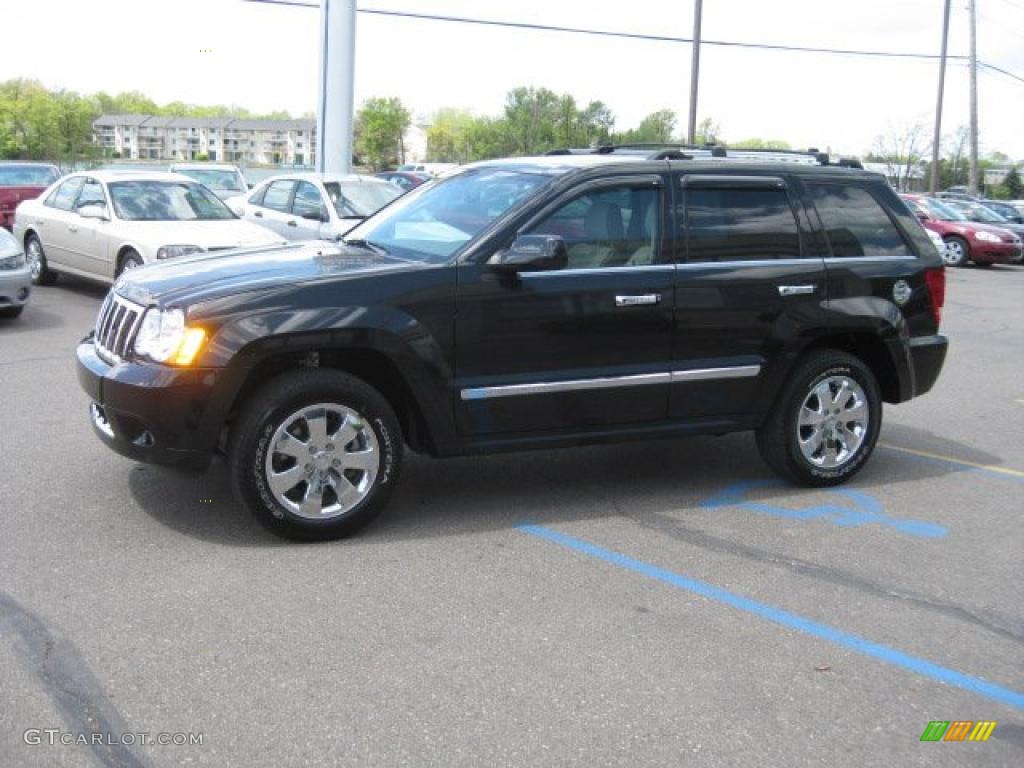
[241,0,1024,85]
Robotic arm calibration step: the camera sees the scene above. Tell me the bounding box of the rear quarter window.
[807,183,914,258]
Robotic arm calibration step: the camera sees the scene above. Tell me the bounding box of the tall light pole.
[929,0,952,194]
[967,0,979,194]
[317,0,357,173]
[687,0,703,144]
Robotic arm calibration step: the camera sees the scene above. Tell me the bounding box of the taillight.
[924,267,945,326]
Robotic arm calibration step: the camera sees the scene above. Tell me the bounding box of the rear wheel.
[756,350,881,487]
[942,235,969,267]
[25,234,57,285]
[229,369,403,540]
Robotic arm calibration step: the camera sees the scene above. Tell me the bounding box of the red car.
[0,163,60,231]
[901,194,1021,267]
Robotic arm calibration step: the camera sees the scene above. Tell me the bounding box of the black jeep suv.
[77,147,948,540]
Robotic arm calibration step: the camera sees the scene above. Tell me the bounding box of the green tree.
[615,109,677,144]
[354,97,411,170]
[730,137,791,150]
[503,86,560,155]
[1003,166,1022,199]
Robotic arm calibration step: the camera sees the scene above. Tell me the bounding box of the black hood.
[114,242,418,308]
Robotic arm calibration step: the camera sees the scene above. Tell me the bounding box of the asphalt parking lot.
[1,264,1022,767]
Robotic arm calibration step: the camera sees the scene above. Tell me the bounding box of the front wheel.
[942,236,969,267]
[756,351,881,487]
[229,369,403,540]
[26,234,57,285]
[117,249,144,275]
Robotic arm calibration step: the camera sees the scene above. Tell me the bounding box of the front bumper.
[76,338,232,471]
[909,334,948,398]
[0,264,31,309]
[971,241,1020,264]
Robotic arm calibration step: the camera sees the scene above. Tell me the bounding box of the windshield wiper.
[342,238,388,255]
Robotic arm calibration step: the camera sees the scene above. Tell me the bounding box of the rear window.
[684,187,801,262]
[807,184,913,258]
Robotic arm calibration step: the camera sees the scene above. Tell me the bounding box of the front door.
[455,175,674,436]
[289,181,329,240]
[670,173,829,421]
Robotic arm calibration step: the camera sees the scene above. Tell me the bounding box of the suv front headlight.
[133,308,207,365]
[156,245,205,260]
[975,231,1001,243]
[0,252,26,270]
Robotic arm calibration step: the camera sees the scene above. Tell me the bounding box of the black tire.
[0,305,24,319]
[942,235,970,268]
[755,350,882,487]
[229,369,403,541]
[117,249,144,275]
[25,234,57,286]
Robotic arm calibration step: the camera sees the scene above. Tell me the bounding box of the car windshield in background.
[179,169,245,192]
[109,181,236,221]
[324,181,402,218]
[344,168,551,262]
[920,197,967,222]
[953,202,1007,224]
[0,166,59,187]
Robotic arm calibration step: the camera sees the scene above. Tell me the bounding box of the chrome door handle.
[778,284,815,296]
[615,294,661,307]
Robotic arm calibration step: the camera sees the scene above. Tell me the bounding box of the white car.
[168,163,249,200]
[13,171,284,285]
[228,173,402,241]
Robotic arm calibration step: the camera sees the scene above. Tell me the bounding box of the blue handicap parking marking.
[701,481,947,538]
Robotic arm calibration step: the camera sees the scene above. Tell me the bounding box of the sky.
[1,0,1023,158]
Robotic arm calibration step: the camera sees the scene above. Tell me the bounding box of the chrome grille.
[94,293,145,363]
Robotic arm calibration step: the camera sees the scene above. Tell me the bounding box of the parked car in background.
[13,171,283,285]
[943,198,1024,263]
[0,162,61,231]
[979,199,1024,224]
[396,162,458,177]
[228,173,401,241]
[900,194,1021,267]
[937,187,977,202]
[0,226,31,318]
[375,171,431,192]
[1009,200,1024,218]
[169,163,248,200]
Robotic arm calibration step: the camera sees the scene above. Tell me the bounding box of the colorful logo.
[920,721,996,742]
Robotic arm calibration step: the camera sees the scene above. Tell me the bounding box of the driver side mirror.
[78,203,109,221]
[491,235,568,272]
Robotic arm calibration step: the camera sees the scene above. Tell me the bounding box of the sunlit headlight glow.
[133,308,206,365]
[975,231,1001,243]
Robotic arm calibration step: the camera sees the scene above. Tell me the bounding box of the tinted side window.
[76,180,106,210]
[684,187,801,262]
[807,184,913,258]
[47,177,85,211]
[528,186,661,269]
[291,181,323,218]
[262,180,295,213]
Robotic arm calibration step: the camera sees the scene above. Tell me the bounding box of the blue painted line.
[701,481,947,538]
[517,523,1024,712]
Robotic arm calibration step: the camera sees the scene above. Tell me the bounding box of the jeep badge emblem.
[893,279,912,306]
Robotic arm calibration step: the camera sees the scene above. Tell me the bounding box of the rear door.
[671,173,828,421]
[37,176,85,268]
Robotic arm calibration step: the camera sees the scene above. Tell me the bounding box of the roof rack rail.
[544,144,863,169]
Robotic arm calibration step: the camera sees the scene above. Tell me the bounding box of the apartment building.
[93,115,318,166]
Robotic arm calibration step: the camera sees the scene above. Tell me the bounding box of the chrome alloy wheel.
[264,403,380,520]
[796,376,869,469]
[943,239,966,266]
[26,238,43,280]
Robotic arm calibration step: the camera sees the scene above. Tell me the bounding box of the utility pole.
[317,0,357,174]
[687,0,703,144]
[967,0,979,194]
[929,0,952,194]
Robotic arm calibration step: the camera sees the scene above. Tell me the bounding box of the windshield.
[176,168,245,192]
[0,165,59,187]
[955,202,1007,224]
[918,197,967,222]
[109,181,237,221]
[344,168,552,262]
[324,181,402,218]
